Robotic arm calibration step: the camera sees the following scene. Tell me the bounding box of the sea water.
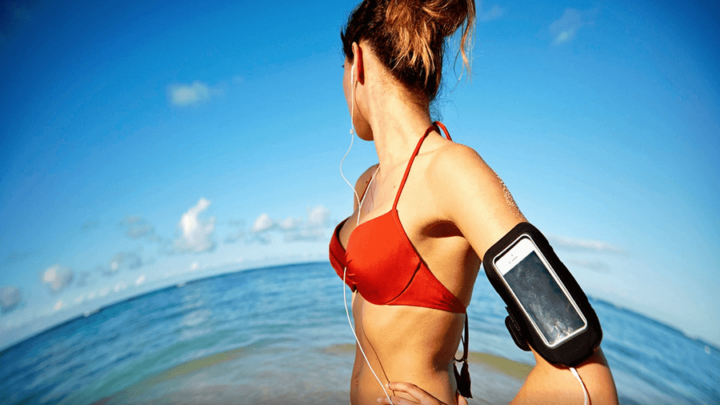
[0,262,717,404]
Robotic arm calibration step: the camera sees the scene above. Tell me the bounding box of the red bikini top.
[328,122,466,314]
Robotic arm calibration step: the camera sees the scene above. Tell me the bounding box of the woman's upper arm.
[429,144,525,259]
[431,145,619,404]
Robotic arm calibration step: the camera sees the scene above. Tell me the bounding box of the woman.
[328,1,619,404]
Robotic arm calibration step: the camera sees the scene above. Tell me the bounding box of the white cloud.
[307,205,331,228]
[250,213,274,244]
[284,205,332,242]
[549,8,597,45]
[41,265,74,292]
[252,213,274,233]
[174,198,216,253]
[279,216,302,230]
[168,81,222,106]
[248,205,332,244]
[0,286,21,313]
[548,235,625,254]
[479,4,504,22]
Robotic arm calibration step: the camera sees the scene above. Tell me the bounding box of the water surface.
[0,262,717,404]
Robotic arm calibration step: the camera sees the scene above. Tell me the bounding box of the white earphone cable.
[343,268,394,405]
[338,61,583,405]
[339,61,392,404]
[570,367,589,405]
[339,63,361,209]
[356,167,379,226]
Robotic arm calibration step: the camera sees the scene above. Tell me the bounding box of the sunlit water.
[0,262,717,404]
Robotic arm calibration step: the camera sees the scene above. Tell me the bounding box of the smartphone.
[494,236,587,348]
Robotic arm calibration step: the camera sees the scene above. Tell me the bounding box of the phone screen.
[498,240,586,347]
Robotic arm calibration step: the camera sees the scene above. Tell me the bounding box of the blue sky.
[0,0,718,350]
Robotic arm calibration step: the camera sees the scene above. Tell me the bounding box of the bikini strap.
[392,122,451,209]
[434,121,453,141]
[455,314,469,362]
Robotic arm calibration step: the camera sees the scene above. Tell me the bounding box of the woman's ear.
[351,42,364,85]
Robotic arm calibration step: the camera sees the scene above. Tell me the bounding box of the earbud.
[340,59,361,213]
[350,61,356,135]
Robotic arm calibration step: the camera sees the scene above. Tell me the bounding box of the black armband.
[482,222,602,366]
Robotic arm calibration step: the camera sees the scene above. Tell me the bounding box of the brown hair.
[341,0,475,104]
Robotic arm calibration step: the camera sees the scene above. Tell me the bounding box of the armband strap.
[504,308,530,352]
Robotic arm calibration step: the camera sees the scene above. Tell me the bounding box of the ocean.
[0,262,717,404]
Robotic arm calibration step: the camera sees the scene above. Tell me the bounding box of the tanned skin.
[340,41,618,405]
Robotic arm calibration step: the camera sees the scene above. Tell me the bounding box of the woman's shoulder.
[427,142,525,237]
[351,163,380,209]
[355,163,379,191]
[427,142,495,185]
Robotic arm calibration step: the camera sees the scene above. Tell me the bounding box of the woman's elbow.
[511,348,618,405]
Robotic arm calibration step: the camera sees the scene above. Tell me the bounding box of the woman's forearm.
[510,348,618,405]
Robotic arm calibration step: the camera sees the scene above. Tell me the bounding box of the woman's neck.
[365,85,434,172]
